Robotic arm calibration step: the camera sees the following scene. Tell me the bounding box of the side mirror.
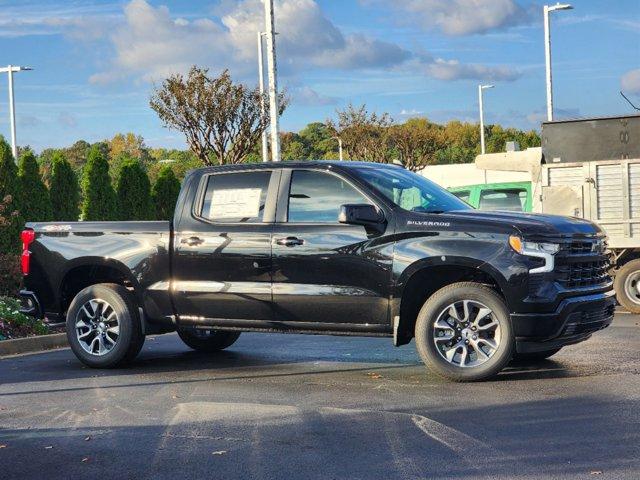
[339,204,385,229]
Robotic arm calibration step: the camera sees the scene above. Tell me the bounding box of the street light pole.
[332,136,343,161]
[0,65,32,160]
[257,31,268,163]
[544,3,573,122]
[264,0,281,162]
[478,84,494,155]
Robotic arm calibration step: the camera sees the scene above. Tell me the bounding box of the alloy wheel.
[75,298,120,356]
[432,300,501,368]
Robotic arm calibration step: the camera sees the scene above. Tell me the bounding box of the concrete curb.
[0,332,68,357]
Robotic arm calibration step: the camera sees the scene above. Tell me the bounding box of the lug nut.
[472,335,478,340]
[465,340,470,345]
[471,326,477,331]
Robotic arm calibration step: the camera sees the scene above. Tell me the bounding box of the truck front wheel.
[66,283,145,368]
[414,282,514,382]
[614,259,640,314]
[177,328,241,352]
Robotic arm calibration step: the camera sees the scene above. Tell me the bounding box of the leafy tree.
[49,152,80,221]
[299,122,335,158]
[108,133,149,161]
[152,165,181,220]
[328,104,392,163]
[0,137,22,253]
[389,118,446,171]
[116,158,154,220]
[18,150,52,221]
[81,146,118,221]
[150,67,287,165]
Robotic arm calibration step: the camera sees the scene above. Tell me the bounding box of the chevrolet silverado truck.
[19,161,615,381]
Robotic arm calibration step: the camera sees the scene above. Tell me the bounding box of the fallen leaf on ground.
[82,457,90,463]
[590,471,602,476]
[212,450,227,456]
[44,446,53,449]
[84,436,91,441]
[367,372,382,379]
[0,444,7,449]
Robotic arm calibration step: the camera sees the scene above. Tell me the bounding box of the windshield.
[353,166,471,213]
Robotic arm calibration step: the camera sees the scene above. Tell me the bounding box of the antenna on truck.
[620,91,640,112]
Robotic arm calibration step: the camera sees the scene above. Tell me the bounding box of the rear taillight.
[21,228,35,275]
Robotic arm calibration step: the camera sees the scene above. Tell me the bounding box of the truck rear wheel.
[414,282,514,382]
[66,283,145,368]
[614,259,640,314]
[177,328,241,352]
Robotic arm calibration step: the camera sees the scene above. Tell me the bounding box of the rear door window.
[200,171,271,223]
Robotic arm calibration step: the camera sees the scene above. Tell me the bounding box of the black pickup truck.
[19,161,615,381]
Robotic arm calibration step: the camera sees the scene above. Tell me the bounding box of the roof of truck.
[192,160,404,175]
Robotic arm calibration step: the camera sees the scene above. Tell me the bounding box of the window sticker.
[209,188,262,219]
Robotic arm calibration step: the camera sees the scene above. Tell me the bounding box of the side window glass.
[288,170,370,223]
[478,189,527,212]
[452,190,471,204]
[200,171,271,223]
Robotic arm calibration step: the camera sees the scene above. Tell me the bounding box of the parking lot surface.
[1,312,639,479]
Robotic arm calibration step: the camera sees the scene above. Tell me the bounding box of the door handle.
[180,236,204,247]
[275,236,305,247]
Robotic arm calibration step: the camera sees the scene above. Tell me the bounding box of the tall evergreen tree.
[0,135,24,254]
[0,137,22,253]
[116,157,154,220]
[49,152,80,221]
[18,150,52,222]
[81,146,118,221]
[152,165,181,220]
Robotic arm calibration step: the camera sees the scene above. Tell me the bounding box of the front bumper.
[511,289,616,353]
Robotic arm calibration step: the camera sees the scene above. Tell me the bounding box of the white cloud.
[81,0,519,85]
[90,0,231,84]
[292,86,339,106]
[621,69,640,95]
[366,0,532,36]
[424,58,521,82]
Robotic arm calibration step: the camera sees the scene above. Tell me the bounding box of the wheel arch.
[58,258,142,315]
[393,258,508,347]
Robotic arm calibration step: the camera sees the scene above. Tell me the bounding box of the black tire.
[414,282,514,382]
[512,347,562,363]
[66,283,145,368]
[614,259,640,314]
[177,328,241,352]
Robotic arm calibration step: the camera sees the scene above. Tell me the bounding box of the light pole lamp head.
[480,84,495,90]
[548,3,573,12]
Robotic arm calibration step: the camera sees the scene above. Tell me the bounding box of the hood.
[442,209,603,239]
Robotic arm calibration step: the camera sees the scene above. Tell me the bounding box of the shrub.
[81,145,118,221]
[152,165,181,220]
[0,138,22,253]
[0,253,21,297]
[116,157,154,220]
[50,152,80,221]
[0,296,48,340]
[18,149,53,222]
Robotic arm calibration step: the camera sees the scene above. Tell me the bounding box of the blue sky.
[0,0,638,152]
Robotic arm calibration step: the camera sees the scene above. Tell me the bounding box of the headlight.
[509,235,559,273]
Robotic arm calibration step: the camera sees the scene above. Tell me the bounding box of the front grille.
[562,303,615,336]
[554,238,611,289]
[556,259,610,289]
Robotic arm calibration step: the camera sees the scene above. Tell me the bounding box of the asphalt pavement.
[1,312,639,480]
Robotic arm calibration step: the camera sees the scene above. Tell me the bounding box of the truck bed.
[22,221,172,324]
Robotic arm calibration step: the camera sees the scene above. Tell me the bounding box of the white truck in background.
[420,115,640,313]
